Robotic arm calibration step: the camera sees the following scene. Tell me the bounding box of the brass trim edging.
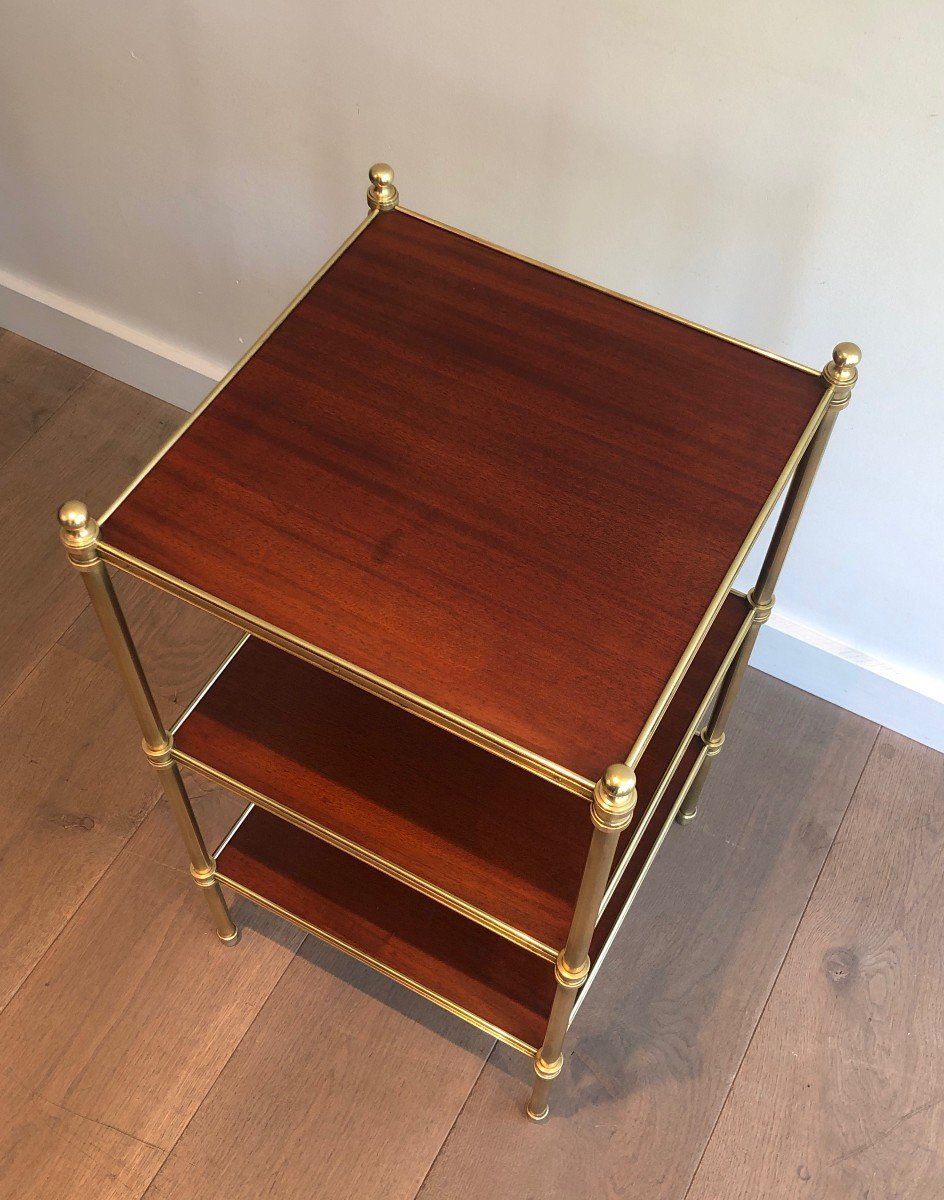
[569,745,708,1025]
[175,743,558,961]
[397,208,821,376]
[599,597,754,914]
[97,540,595,799]
[215,869,539,1057]
[98,210,380,526]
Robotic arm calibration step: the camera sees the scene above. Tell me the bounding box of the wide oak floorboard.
[416,673,878,1200]
[0,339,245,1012]
[686,731,944,1200]
[0,330,91,469]
[0,645,159,1010]
[0,791,302,1200]
[142,937,492,1200]
[0,366,181,708]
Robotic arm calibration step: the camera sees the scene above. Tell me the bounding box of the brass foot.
[527,1102,549,1122]
[676,807,697,825]
[218,926,241,946]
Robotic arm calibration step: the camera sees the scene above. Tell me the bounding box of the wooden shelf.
[215,740,702,1054]
[216,805,555,1053]
[101,209,825,789]
[175,593,752,957]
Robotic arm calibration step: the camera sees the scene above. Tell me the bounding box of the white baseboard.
[0,265,226,411]
[2,263,941,753]
[755,613,944,753]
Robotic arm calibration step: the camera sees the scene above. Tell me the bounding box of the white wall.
[2,2,942,748]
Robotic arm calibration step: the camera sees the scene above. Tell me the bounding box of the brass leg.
[527,969,578,1121]
[58,501,238,943]
[528,764,637,1120]
[144,741,240,943]
[675,597,767,825]
[676,731,724,824]
[677,342,861,828]
[751,362,855,604]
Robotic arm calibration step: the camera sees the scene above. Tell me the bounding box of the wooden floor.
[1,327,941,1199]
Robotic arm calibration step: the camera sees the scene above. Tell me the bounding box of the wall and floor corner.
[1,3,941,751]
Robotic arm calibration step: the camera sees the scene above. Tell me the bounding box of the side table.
[58,164,859,1120]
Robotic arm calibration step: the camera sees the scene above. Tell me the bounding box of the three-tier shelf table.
[58,163,859,1121]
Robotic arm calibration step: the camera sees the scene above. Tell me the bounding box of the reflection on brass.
[554,953,590,989]
[703,731,725,758]
[823,341,861,392]
[534,1053,563,1079]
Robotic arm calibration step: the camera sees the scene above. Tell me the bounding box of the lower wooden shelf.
[214,737,702,1056]
[175,593,752,959]
[216,805,554,1053]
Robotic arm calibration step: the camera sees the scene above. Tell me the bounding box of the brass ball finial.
[592,763,637,831]
[58,499,99,551]
[58,499,90,532]
[367,162,398,212]
[823,341,862,389]
[833,342,861,369]
[601,763,635,798]
[369,162,394,188]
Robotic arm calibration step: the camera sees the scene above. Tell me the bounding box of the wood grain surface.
[217,806,557,1049]
[212,743,699,1054]
[176,595,747,951]
[104,211,824,781]
[143,937,491,1200]
[687,730,944,1200]
[0,790,302,1200]
[0,369,180,708]
[0,329,91,469]
[0,646,158,1009]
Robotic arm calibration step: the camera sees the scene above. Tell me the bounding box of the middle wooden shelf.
[172,591,753,960]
